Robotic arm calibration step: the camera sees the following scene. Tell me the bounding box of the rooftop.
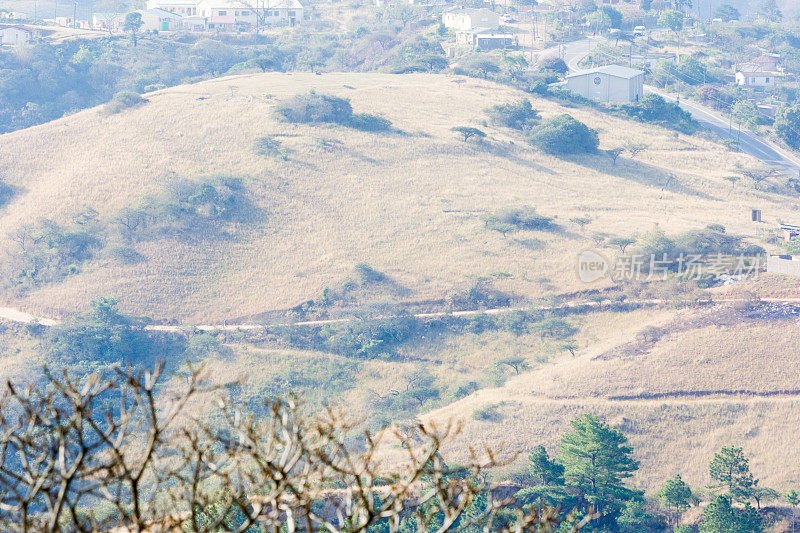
[566,65,645,80]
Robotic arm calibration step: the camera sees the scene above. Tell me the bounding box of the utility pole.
[72,0,76,27]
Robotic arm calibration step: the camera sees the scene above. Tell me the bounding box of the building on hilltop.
[441,7,499,31]
[137,8,185,30]
[456,28,516,49]
[735,71,777,89]
[0,24,33,44]
[145,0,304,29]
[565,65,645,103]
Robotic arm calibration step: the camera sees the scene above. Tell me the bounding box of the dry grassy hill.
[418,303,800,493]
[0,72,796,322]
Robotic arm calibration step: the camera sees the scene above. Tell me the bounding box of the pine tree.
[699,495,762,533]
[787,490,799,533]
[560,413,642,520]
[528,445,565,486]
[708,446,755,503]
[658,474,694,526]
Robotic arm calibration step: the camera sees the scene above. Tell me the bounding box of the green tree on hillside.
[708,446,755,503]
[659,10,684,33]
[714,3,740,21]
[699,495,762,533]
[560,413,642,522]
[658,474,695,526]
[452,126,486,142]
[124,12,143,47]
[529,115,599,155]
[775,105,800,149]
[529,445,565,485]
[759,0,782,22]
[787,490,799,533]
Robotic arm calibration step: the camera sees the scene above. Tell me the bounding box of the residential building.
[565,65,645,103]
[0,24,33,44]
[752,54,780,72]
[456,28,515,49]
[441,8,499,31]
[138,8,185,30]
[145,0,199,16]
[735,71,777,89]
[146,0,304,28]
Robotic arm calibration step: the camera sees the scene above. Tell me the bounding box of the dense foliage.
[529,114,599,155]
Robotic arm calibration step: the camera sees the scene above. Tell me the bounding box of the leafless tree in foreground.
[0,363,597,532]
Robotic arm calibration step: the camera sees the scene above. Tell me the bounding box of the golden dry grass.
[419,305,800,492]
[1,72,797,322]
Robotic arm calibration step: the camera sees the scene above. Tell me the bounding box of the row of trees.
[523,422,795,533]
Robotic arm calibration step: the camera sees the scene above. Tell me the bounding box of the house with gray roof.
[565,65,645,103]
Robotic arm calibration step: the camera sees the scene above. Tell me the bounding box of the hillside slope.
[419,303,800,492]
[0,72,795,322]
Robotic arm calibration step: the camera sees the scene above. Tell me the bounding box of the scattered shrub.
[483,206,557,236]
[275,92,353,124]
[529,114,599,154]
[349,112,393,132]
[0,178,15,208]
[7,217,102,290]
[274,92,393,132]
[103,91,147,115]
[113,175,250,241]
[451,126,486,142]
[472,403,503,422]
[486,99,540,130]
[253,135,289,160]
[445,280,512,310]
[618,94,698,134]
[539,56,568,73]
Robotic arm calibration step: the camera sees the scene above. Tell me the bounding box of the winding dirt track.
[1,297,800,333]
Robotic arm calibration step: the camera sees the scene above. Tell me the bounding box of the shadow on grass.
[566,152,719,200]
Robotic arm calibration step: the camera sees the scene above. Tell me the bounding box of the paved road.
[552,37,800,176]
[646,86,800,176]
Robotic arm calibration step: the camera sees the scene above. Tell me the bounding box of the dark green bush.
[486,99,540,130]
[0,179,14,208]
[253,135,289,160]
[483,206,557,236]
[529,114,599,154]
[103,91,147,115]
[7,218,102,290]
[274,92,353,124]
[114,175,250,241]
[349,113,392,132]
[618,94,698,134]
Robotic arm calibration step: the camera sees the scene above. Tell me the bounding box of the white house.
[196,0,302,27]
[565,65,645,103]
[441,8,499,31]
[146,0,304,28]
[0,25,32,44]
[145,0,199,16]
[456,28,515,49]
[735,71,777,89]
[138,8,185,30]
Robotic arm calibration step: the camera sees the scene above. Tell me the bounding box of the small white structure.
[138,8,185,30]
[144,0,199,16]
[767,255,800,277]
[441,8,499,31]
[146,0,304,28]
[0,25,32,44]
[736,71,777,89]
[456,28,515,49]
[565,65,645,103]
